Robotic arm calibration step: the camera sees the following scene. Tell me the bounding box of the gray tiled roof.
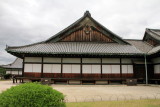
[7,42,143,55]
[1,58,22,69]
[146,29,160,41]
[148,45,160,54]
[126,40,153,53]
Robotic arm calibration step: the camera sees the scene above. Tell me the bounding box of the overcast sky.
[0,0,160,65]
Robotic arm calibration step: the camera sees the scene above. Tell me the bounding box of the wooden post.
[22,57,25,77]
[41,57,44,78]
[101,58,102,78]
[80,58,82,78]
[120,58,122,84]
[61,58,63,77]
[13,78,15,83]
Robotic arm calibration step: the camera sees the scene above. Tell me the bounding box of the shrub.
[3,74,12,79]
[0,82,65,107]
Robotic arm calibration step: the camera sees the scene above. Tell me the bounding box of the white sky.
[0,0,160,64]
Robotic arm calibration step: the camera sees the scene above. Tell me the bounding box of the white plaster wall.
[43,64,61,73]
[122,59,132,64]
[6,71,11,74]
[122,65,133,74]
[43,64,52,73]
[82,58,100,63]
[63,58,80,63]
[154,65,160,74]
[82,65,92,73]
[122,65,128,73]
[12,71,19,75]
[52,64,61,73]
[44,57,61,63]
[24,64,32,72]
[19,71,22,75]
[128,65,133,73]
[63,64,72,73]
[32,64,41,72]
[25,57,42,62]
[102,58,120,63]
[24,64,41,72]
[112,65,120,73]
[72,65,80,73]
[152,57,160,63]
[92,65,101,73]
[102,65,112,74]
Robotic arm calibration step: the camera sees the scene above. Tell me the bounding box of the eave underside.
[8,52,145,58]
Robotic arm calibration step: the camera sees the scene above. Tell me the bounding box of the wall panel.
[52,64,61,73]
[122,65,128,73]
[128,65,133,73]
[154,65,160,74]
[63,58,80,63]
[32,64,41,73]
[82,65,91,73]
[102,58,120,63]
[112,65,120,73]
[72,65,80,73]
[92,65,101,73]
[152,57,160,63]
[122,58,132,64]
[44,58,61,63]
[63,65,72,73]
[102,65,112,73]
[24,64,32,72]
[82,58,100,63]
[43,64,52,73]
[25,57,42,62]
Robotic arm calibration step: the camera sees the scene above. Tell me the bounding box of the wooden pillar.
[101,58,102,78]
[120,58,122,83]
[61,58,63,77]
[22,57,25,77]
[41,57,44,78]
[80,58,82,78]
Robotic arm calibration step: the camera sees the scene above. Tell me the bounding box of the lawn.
[66,99,160,107]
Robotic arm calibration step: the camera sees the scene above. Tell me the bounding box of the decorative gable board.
[60,26,114,42]
[45,11,129,44]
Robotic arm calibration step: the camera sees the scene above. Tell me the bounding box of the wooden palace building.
[0,58,22,76]
[6,11,160,84]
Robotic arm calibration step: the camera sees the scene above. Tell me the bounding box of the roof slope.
[1,58,22,69]
[126,40,153,53]
[148,45,160,55]
[6,42,143,57]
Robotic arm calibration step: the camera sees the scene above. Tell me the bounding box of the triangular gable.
[143,28,160,46]
[45,11,129,44]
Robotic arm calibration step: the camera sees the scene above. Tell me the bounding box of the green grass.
[66,99,160,107]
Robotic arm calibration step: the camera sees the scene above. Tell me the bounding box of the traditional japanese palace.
[6,11,160,84]
[1,58,22,76]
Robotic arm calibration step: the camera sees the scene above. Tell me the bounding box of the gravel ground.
[0,80,160,102]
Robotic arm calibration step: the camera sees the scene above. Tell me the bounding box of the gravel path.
[0,80,160,102]
[52,84,160,102]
